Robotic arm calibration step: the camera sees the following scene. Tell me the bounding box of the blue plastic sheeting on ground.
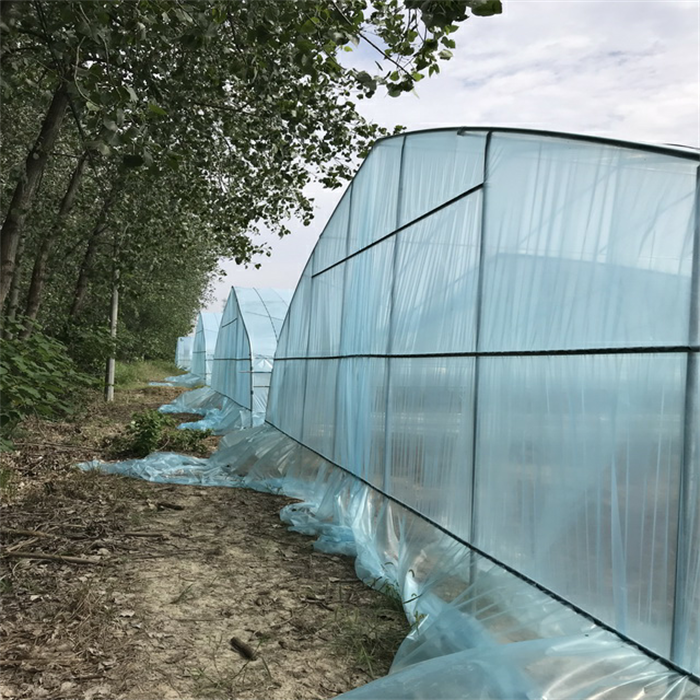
[158,388,252,434]
[79,423,700,700]
[79,453,220,485]
[339,632,696,700]
[178,396,252,434]
[158,386,223,417]
[148,372,203,389]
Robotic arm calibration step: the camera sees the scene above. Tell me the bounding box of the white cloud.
[208,0,699,311]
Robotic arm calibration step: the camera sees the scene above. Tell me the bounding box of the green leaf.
[471,0,503,17]
[87,139,111,156]
[148,102,167,116]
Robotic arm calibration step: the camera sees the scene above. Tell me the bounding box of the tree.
[0,0,502,362]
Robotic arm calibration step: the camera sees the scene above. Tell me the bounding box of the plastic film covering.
[149,371,204,389]
[80,422,700,700]
[158,385,224,417]
[268,127,700,688]
[190,311,222,384]
[210,287,291,427]
[175,335,193,370]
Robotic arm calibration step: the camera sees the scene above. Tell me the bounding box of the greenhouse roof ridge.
[373,125,700,160]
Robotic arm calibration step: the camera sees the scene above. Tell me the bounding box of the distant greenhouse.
[174,336,193,371]
[190,311,222,385]
[210,287,292,427]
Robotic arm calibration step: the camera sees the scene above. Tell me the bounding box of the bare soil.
[0,385,407,699]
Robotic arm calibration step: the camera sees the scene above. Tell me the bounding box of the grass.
[114,359,182,389]
[329,580,411,679]
[188,631,272,699]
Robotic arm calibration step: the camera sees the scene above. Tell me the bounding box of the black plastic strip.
[276,346,699,361]
[263,418,700,686]
[311,182,485,279]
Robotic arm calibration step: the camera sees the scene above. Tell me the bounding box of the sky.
[206,0,700,312]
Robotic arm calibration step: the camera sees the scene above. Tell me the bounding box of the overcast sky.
[206,0,700,313]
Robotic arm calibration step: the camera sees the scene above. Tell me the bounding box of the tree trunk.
[68,217,108,322]
[68,177,123,321]
[104,267,119,402]
[0,82,69,308]
[21,152,88,339]
[4,234,25,322]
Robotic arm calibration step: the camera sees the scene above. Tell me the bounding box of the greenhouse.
[208,286,292,428]
[190,311,223,385]
[174,335,193,370]
[158,311,224,406]
[264,127,699,695]
[86,127,699,699]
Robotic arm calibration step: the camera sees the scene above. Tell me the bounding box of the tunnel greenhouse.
[208,286,292,429]
[175,335,193,371]
[190,311,223,385]
[87,128,699,698]
[265,127,699,695]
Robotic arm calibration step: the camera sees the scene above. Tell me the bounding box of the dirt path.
[0,386,407,699]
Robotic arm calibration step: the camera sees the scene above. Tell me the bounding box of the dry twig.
[2,551,101,565]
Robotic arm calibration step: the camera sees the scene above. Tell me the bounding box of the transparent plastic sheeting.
[190,311,222,385]
[79,424,700,700]
[149,372,203,389]
[175,336,193,370]
[209,287,292,427]
[157,386,251,434]
[270,129,700,677]
[158,386,223,418]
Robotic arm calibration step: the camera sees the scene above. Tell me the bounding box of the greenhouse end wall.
[190,311,222,385]
[210,287,292,425]
[175,335,193,370]
[267,128,700,676]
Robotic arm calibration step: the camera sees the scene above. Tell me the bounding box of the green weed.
[108,409,212,458]
[330,580,410,679]
[114,359,181,389]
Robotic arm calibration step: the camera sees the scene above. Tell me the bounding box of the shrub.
[0,318,96,448]
[61,321,115,376]
[109,409,211,458]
